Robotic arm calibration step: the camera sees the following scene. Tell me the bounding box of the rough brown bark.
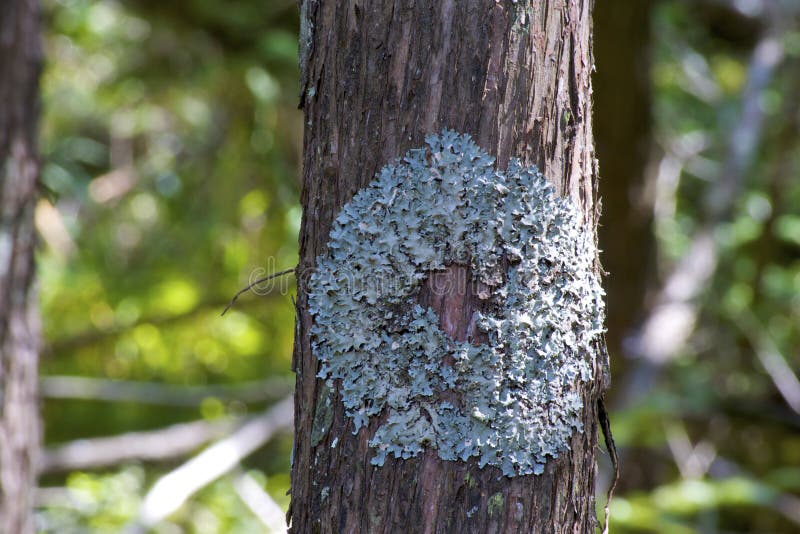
[291,1,604,532]
[0,1,43,533]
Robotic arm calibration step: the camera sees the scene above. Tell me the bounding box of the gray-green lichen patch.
[488,493,504,517]
[310,383,333,447]
[308,130,605,477]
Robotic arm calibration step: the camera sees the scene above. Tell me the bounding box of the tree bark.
[291,1,605,532]
[0,1,43,533]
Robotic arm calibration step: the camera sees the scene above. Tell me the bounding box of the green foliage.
[606,2,800,533]
[37,0,300,529]
[37,466,291,533]
[38,467,145,532]
[35,0,800,531]
[610,477,799,534]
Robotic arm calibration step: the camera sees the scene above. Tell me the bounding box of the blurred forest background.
[33,0,800,532]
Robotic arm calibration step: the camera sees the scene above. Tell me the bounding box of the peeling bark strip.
[0,1,43,533]
[291,1,604,532]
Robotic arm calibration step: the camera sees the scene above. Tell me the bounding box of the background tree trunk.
[593,0,654,365]
[0,1,43,533]
[291,1,605,531]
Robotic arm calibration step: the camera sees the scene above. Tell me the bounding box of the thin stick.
[598,396,619,534]
[221,268,295,316]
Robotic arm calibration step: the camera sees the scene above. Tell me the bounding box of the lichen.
[310,383,333,446]
[464,472,477,489]
[308,130,605,477]
[488,493,504,517]
[513,502,524,521]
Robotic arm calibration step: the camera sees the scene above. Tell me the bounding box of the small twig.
[598,396,619,534]
[221,268,295,316]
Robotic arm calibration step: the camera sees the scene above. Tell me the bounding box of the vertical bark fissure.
[291,1,603,531]
[0,1,42,533]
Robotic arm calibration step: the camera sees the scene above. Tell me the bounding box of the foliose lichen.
[308,130,605,477]
[488,493,505,517]
[310,383,333,447]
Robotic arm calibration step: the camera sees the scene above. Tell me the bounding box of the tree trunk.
[0,1,43,533]
[291,1,605,532]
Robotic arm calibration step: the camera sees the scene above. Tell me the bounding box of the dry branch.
[40,375,292,407]
[41,417,238,473]
[234,471,288,533]
[136,396,293,527]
